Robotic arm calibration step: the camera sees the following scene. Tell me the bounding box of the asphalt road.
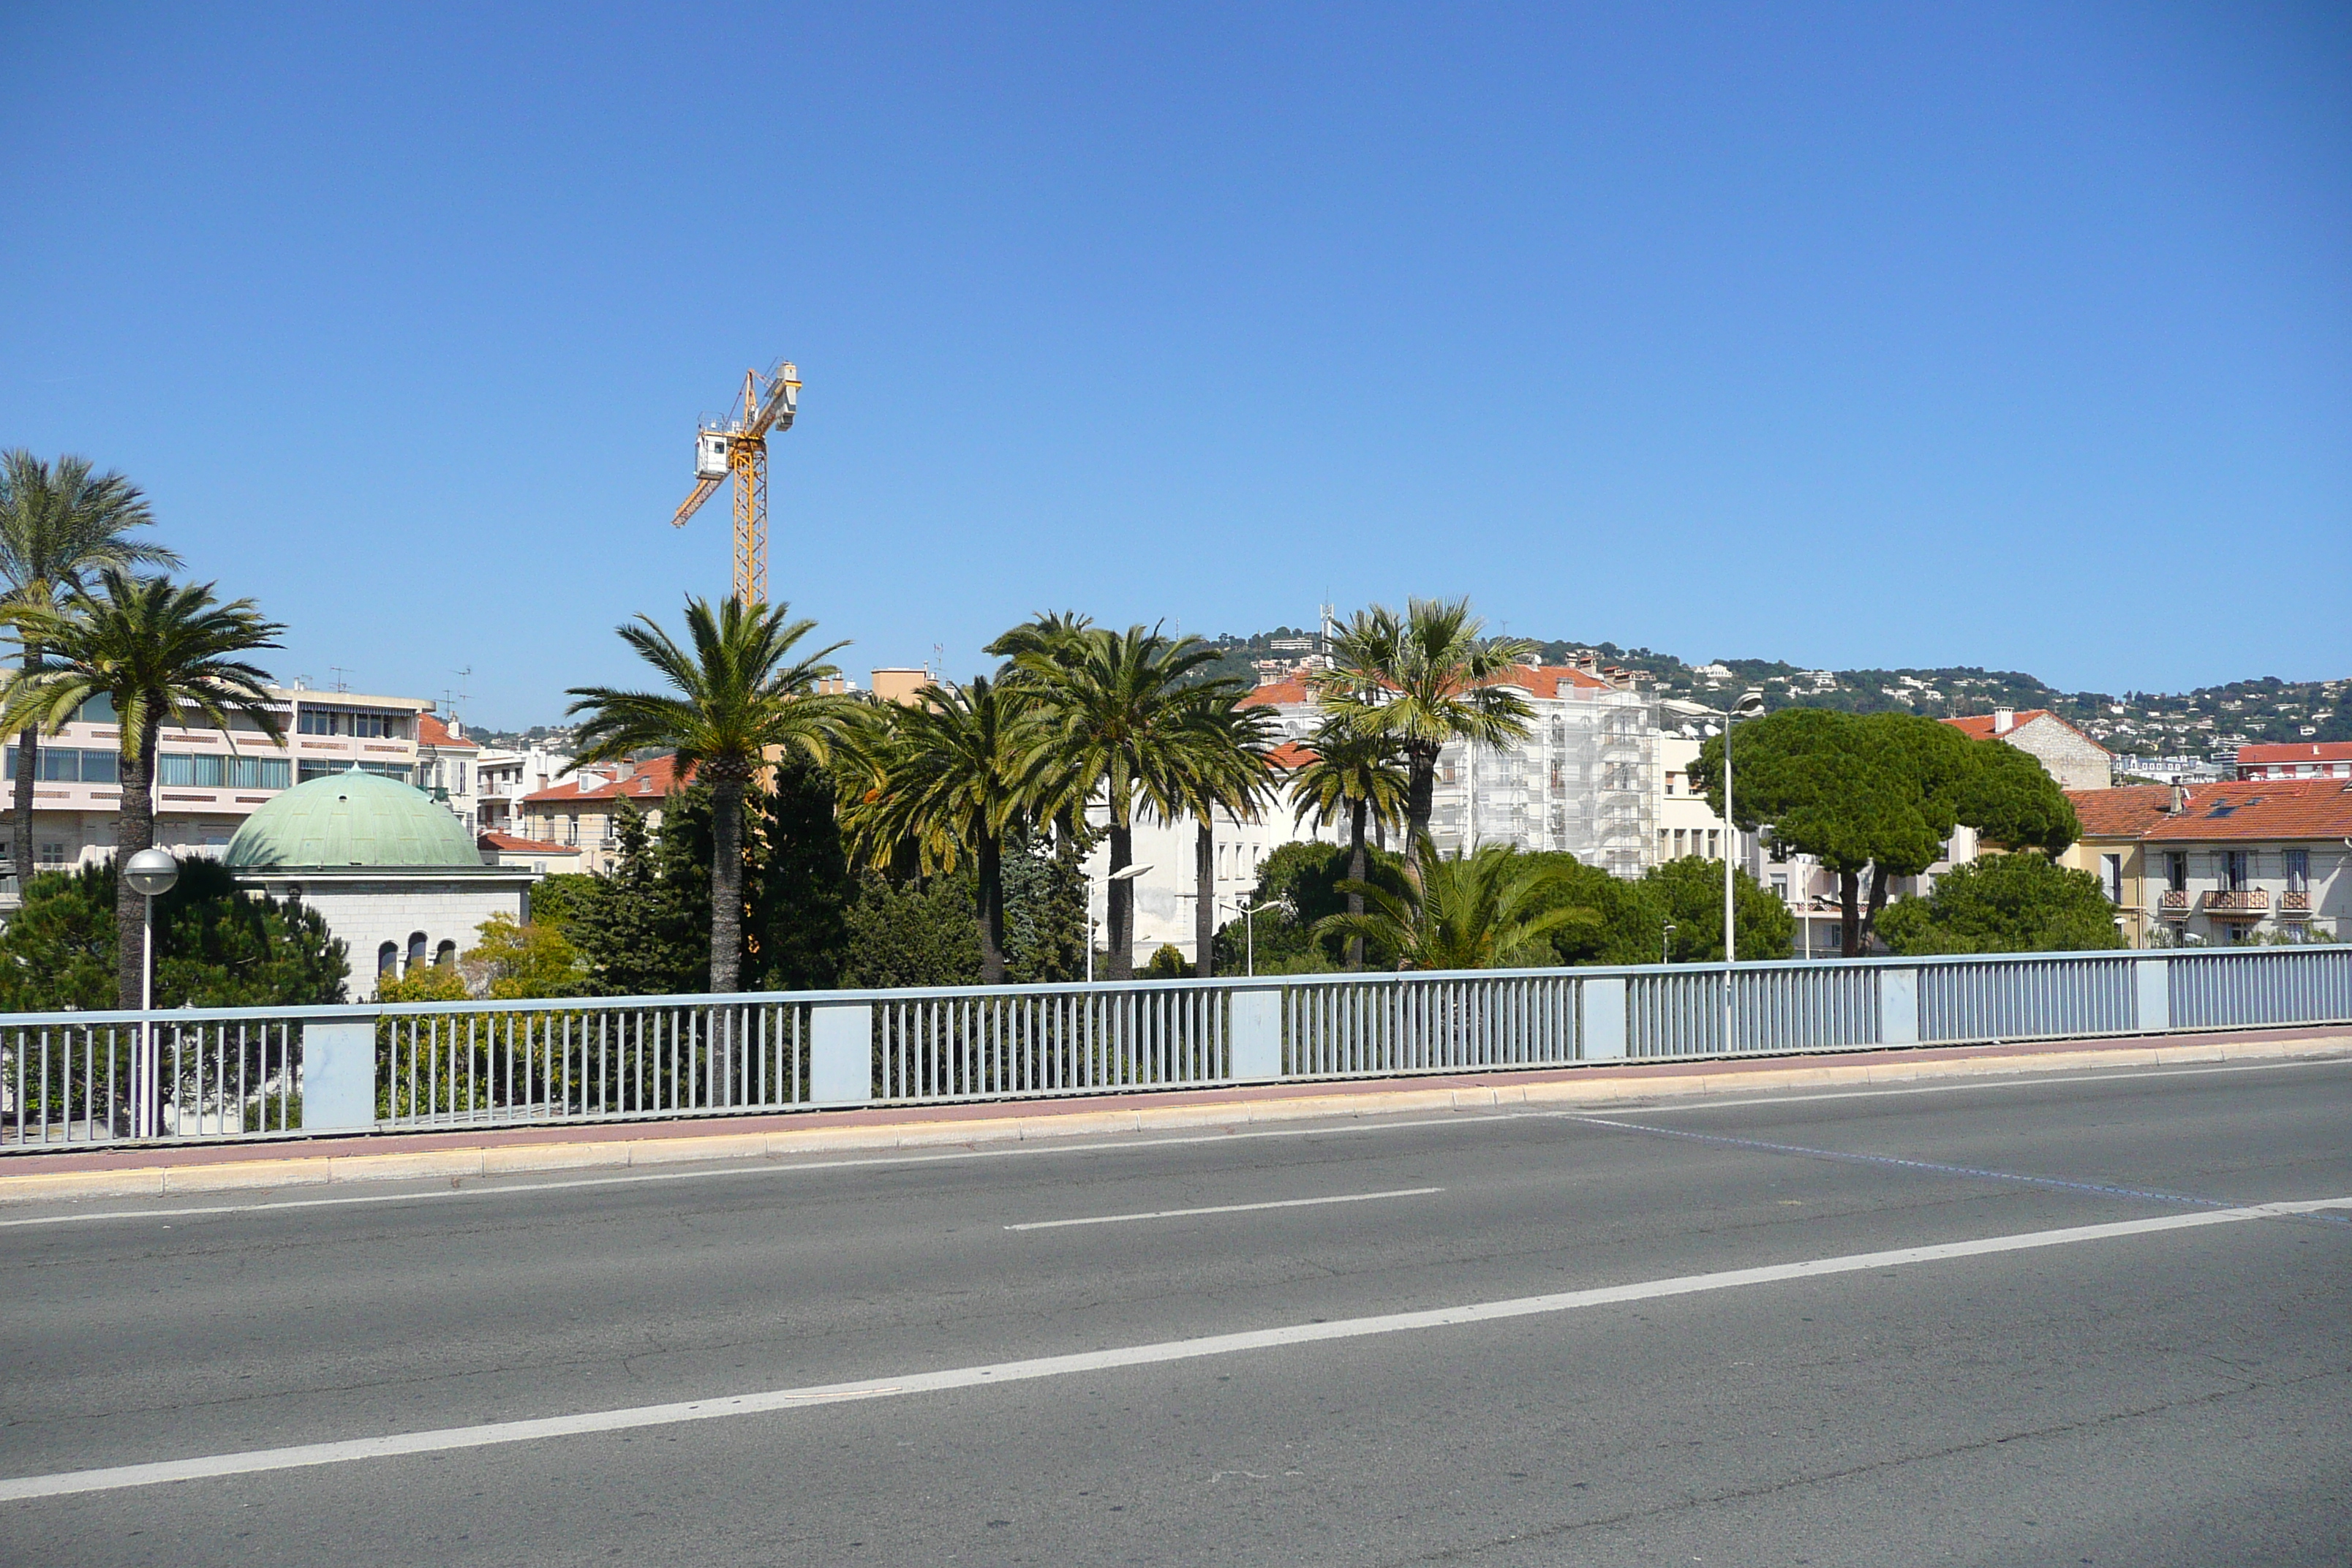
[4,1054,2349,1567]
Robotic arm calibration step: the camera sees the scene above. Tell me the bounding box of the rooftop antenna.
[328,666,351,693]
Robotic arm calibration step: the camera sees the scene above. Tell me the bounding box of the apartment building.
[2057,785,2176,949]
[514,755,688,875]
[1,686,436,882]
[415,714,483,833]
[2141,780,2351,945]
[2238,742,2352,781]
[2060,780,2352,946]
[474,743,576,838]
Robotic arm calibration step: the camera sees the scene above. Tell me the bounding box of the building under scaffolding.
[1424,677,1657,876]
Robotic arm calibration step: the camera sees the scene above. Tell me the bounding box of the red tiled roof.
[2239,742,2352,765]
[2139,779,2352,843]
[2065,785,2178,839]
[478,832,580,855]
[1267,741,1318,770]
[1941,709,2109,754]
[521,755,689,804]
[417,713,478,750]
[1245,664,1614,709]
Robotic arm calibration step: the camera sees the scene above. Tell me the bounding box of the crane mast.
[670,360,799,605]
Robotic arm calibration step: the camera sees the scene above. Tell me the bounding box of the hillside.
[1196,628,2349,763]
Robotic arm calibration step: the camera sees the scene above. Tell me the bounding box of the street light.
[123,847,179,1139]
[1229,899,1280,977]
[1090,862,1153,982]
[1721,689,1765,1049]
[1661,921,1676,968]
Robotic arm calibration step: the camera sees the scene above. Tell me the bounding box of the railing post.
[1580,976,1627,1060]
[2134,955,2171,1034]
[809,1002,873,1104]
[1879,966,1920,1047]
[302,1018,379,1133]
[1229,987,1282,1080]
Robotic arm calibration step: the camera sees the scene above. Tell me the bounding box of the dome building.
[225,768,538,994]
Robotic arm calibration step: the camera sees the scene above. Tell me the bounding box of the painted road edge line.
[4,1194,2345,1504]
[1005,1186,1444,1230]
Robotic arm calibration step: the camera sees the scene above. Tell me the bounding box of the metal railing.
[3,945,2347,1151]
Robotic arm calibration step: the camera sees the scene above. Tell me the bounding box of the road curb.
[3,1033,2345,1205]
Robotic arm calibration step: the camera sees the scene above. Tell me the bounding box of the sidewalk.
[4,1025,2346,1205]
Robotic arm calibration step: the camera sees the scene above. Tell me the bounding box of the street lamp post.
[1231,900,1279,977]
[1661,921,1676,967]
[122,847,180,1139]
[1721,690,1765,1052]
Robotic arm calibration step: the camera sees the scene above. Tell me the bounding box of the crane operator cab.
[696,430,731,480]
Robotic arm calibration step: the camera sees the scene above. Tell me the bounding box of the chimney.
[2168,781,2189,815]
[1993,707,2016,735]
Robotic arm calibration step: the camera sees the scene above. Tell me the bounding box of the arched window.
[407,932,428,973]
[434,939,458,969]
[377,941,399,977]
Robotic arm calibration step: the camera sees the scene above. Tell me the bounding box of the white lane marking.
[0,1115,1503,1229]
[1621,1052,2351,1114]
[7,1052,2342,1231]
[1005,1186,1443,1231]
[4,1194,2345,1504]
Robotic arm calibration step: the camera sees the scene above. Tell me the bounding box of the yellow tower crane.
[669,359,800,605]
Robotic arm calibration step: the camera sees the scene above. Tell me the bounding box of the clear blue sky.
[4,3,2345,726]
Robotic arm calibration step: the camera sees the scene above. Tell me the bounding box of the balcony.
[2159,889,2190,918]
[2204,889,2269,919]
[2281,889,2313,917]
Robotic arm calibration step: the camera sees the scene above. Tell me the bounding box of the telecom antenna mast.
[669,359,800,604]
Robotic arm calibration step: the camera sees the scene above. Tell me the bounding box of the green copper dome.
[225,768,483,870]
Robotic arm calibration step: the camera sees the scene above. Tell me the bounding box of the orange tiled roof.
[1267,741,1318,770]
[2140,779,2352,843]
[2239,742,2352,765]
[2065,785,2178,839]
[417,713,478,750]
[1942,709,2109,754]
[478,832,580,855]
[520,755,689,805]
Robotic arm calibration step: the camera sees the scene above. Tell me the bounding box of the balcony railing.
[2204,889,2269,919]
[2281,889,2313,915]
[2159,889,2190,916]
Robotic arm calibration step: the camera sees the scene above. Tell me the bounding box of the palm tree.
[566,596,856,992]
[0,571,281,1009]
[1164,690,1278,976]
[986,611,1097,866]
[1314,598,1537,881]
[841,675,1036,983]
[1317,835,1595,971]
[1014,625,1221,981]
[1289,717,1409,968]
[0,453,180,883]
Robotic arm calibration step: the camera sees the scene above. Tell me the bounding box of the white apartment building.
[474,743,576,839]
[2,687,441,892]
[415,713,483,833]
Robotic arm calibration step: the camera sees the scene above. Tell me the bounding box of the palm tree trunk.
[1194,819,1214,978]
[709,774,745,992]
[1404,743,1439,881]
[12,647,40,886]
[113,727,158,1012]
[977,831,1006,984]
[1106,817,1134,981]
[1346,799,1367,970]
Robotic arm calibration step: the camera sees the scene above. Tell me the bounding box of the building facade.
[2060,780,2351,946]
[474,742,576,839]
[2,686,439,897]
[514,755,687,875]
[415,714,483,833]
[2238,742,2352,781]
[1941,709,2114,791]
